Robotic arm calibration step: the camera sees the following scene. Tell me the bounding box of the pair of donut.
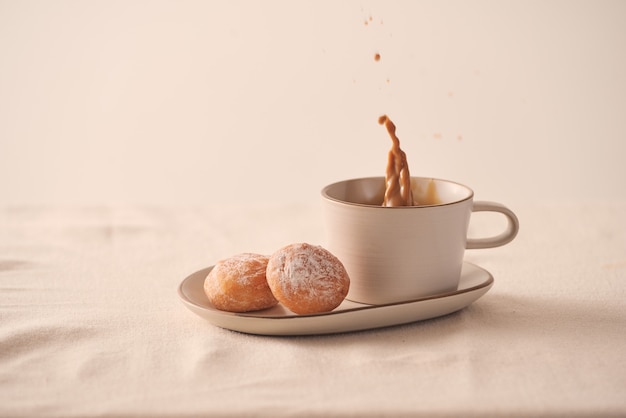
[203,243,350,315]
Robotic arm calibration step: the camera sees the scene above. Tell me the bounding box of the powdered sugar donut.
[266,243,350,314]
[204,253,278,312]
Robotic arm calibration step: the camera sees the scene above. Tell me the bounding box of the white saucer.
[178,262,493,336]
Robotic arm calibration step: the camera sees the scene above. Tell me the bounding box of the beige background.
[1,0,625,207]
[2,3,626,416]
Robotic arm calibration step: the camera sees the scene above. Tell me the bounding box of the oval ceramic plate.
[178,262,493,336]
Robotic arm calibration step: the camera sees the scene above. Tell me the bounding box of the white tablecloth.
[1,203,625,417]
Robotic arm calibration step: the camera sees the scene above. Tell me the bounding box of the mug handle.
[466,201,519,249]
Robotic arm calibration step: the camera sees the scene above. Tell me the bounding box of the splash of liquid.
[379,115,414,206]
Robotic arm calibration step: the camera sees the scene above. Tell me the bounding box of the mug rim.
[321,176,474,208]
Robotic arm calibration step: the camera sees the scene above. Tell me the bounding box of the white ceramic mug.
[321,177,519,305]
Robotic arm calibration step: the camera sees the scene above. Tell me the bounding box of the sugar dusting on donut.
[204,253,278,312]
[266,243,350,314]
[222,253,267,286]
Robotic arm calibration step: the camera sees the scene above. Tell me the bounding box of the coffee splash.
[379,115,440,206]
[379,115,414,206]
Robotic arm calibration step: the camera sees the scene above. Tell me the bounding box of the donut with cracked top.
[204,253,278,312]
[266,243,350,314]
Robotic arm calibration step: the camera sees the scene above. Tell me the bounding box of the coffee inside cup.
[323,177,470,207]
